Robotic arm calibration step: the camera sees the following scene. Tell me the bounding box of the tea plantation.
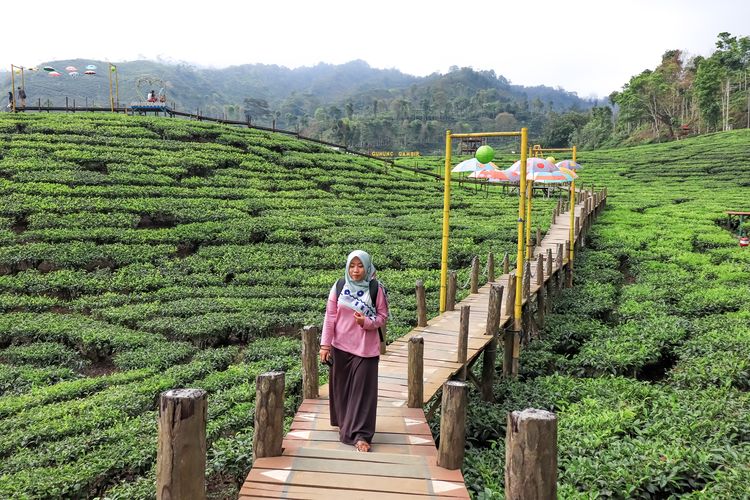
[458,131,750,498]
[1,113,748,499]
[0,113,550,499]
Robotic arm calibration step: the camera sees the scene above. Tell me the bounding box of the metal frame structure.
[526,146,577,269]
[108,63,119,112]
[440,128,528,332]
[9,64,25,112]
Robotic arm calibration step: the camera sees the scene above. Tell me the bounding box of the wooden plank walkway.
[242,193,603,499]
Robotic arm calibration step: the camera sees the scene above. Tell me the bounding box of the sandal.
[354,440,371,453]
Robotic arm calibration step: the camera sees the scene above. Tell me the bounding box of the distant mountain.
[2,59,599,150]
[3,59,593,113]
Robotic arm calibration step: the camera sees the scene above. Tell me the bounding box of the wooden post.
[503,275,518,378]
[574,216,580,246]
[535,254,544,287]
[470,256,479,294]
[485,284,504,336]
[301,325,319,400]
[536,255,545,329]
[481,333,497,403]
[552,209,557,226]
[523,261,531,301]
[407,336,424,408]
[415,280,427,327]
[437,381,468,470]
[252,371,285,461]
[446,270,457,311]
[505,409,558,499]
[535,227,542,249]
[504,274,516,318]
[157,389,207,500]
[487,251,495,282]
[545,248,552,278]
[380,323,387,355]
[457,305,470,380]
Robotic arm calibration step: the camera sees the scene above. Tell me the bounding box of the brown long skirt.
[329,346,379,445]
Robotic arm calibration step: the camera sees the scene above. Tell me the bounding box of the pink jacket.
[321,283,389,358]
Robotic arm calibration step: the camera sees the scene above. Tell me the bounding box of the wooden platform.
[241,193,603,499]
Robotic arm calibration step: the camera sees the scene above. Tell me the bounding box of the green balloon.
[475,145,494,164]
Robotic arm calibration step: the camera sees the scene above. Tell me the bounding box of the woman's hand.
[320,345,331,363]
[353,311,365,327]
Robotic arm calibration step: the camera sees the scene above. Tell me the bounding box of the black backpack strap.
[335,278,345,297]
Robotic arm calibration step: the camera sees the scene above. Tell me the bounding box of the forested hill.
[3,59,595,150]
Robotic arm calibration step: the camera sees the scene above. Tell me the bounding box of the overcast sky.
[5,0,749,98]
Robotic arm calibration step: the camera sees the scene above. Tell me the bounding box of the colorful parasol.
[452,158,499,173]
[556,159,583,171]
[86,64,97,70]
[507,157,561,180]
[65,66,78,72]
[468,169,511,182]
[68,72,80,77]
[49,71,62,77]
[84,70,96,75]
[43,66,56,72]
[558,166,578,180]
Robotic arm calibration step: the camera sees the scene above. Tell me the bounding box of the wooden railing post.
[470,256,479,294]
[535,227,542,250]
[536,254,545,329]
[252,371,285,461]
[485,283,504,336]
[437,381,468,470]
[481,282,504,402]
[407,336,424,408]
[415,280,427,327]
[504,274,516,318]
[301,325,319,400]
[523,261,531,301]
[556,244,564,293]
[487,251,495,282]
[502,252,510,275]
[380,323,387,355]
[545,248,552,278]
[157,389,207,500]
[446,270,457,311]
[503,275,518,378]
[505,409,558,499]
[457,305,470,380]
[535,254,544,287]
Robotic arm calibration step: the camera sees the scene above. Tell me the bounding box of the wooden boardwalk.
[241,192,604,499]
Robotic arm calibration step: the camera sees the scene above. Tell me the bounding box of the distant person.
[17,87,26,109]
[7,91,13,111]
[320,250,389,453]
[147,90,156,103]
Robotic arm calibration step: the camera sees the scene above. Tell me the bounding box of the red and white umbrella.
[469,169,511,182]
[49,71,62,77]
[65,66,78,72]
[452,158,499,173]
[507,157,561,181]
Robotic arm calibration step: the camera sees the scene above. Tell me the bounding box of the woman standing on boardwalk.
[320,250,389,452]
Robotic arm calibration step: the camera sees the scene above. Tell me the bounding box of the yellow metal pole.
[20,67,25,91]
[514,128,528,331]
[115,69,119,109]
[569,178,575,279]
[10,66,16,112]
[569,145,577,280]
[108,65,114,112]
[439,130,453,313]
[525,179,534,260]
